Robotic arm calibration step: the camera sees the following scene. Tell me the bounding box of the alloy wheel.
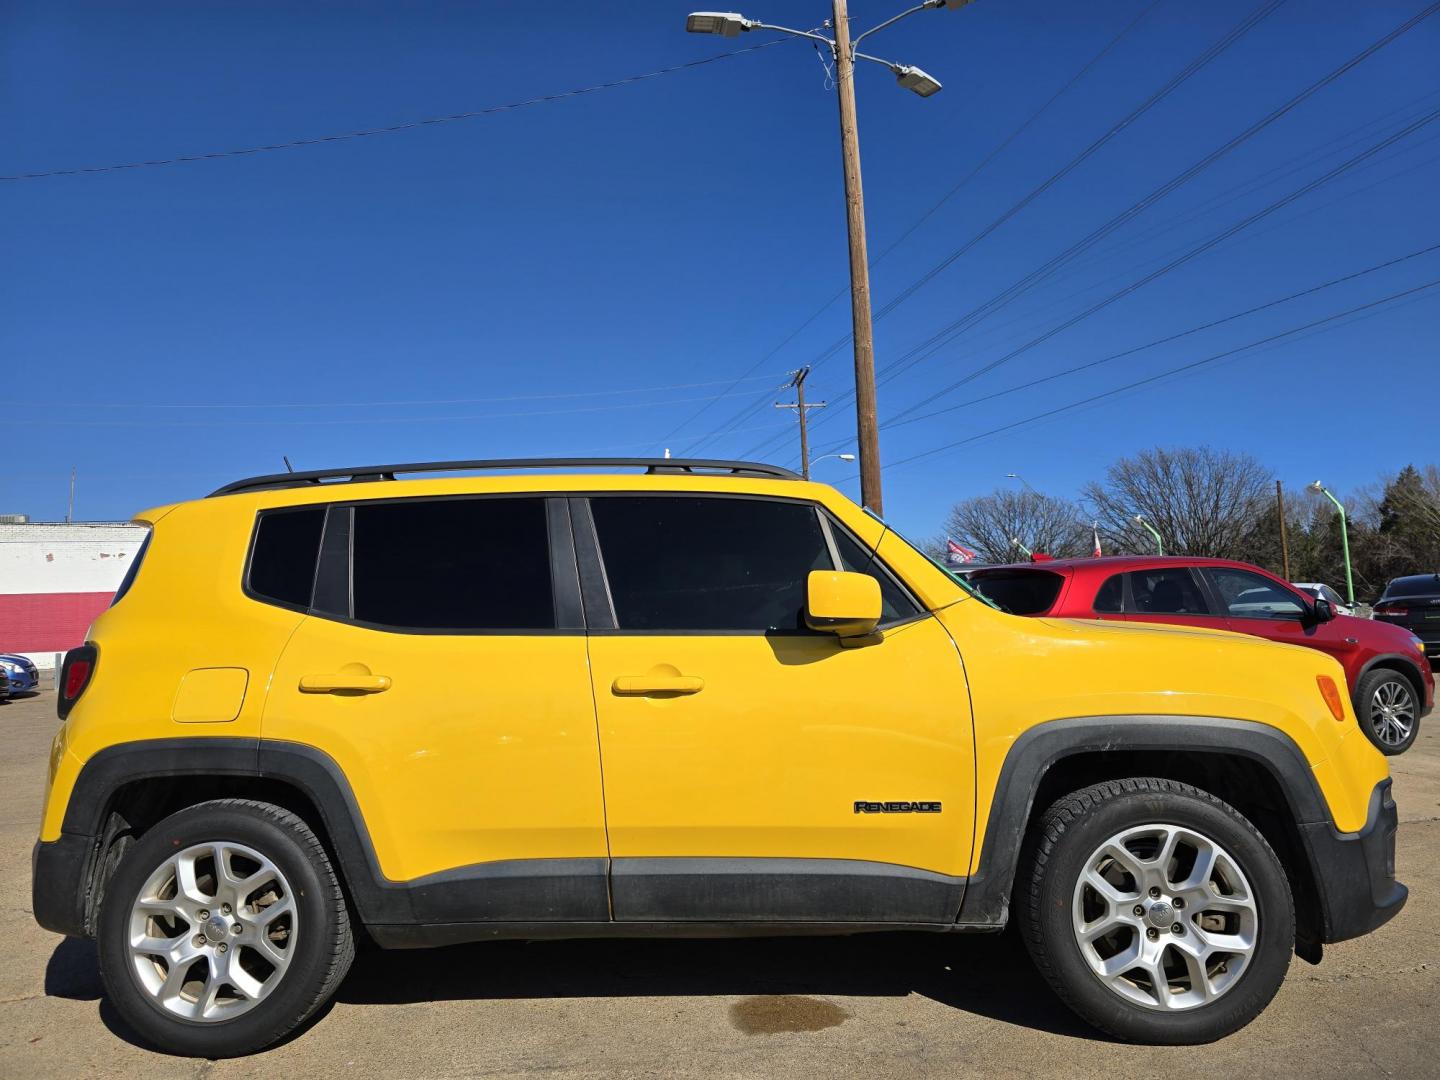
[127,841,297,1022]
[1370,680,1415,748]
[1072,823,1258,1010]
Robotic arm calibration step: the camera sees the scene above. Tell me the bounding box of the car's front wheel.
[1355,668,1420,755]
[98,799,354,1057]
[1017,778,1294,1044]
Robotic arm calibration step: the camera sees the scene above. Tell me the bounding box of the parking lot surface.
[2,687,1437,1079]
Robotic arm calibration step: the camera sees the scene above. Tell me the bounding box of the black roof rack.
[209,457,802,497]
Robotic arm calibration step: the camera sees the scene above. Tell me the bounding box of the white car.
[1292,582,1354,617]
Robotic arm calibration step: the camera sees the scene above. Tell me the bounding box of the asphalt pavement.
[2,688,1437,1078]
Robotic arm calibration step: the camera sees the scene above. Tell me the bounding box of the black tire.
[1016,778,1294,1044]
[98,799,354,1057]
[1353,668,1420,755]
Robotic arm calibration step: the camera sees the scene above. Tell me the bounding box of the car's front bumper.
[1299,778,1406,943]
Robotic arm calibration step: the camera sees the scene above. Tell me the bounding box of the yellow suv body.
[32,458,1404,1055]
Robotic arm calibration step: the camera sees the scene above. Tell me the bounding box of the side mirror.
[805,570,881,638]
[1312,598,1335,623]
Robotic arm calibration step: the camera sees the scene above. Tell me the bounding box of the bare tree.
[1083,447,1272,558]
[941,489,1089,563]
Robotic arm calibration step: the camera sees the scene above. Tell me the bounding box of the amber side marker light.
[1317,674,1346,722]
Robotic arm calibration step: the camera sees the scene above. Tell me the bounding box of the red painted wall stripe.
[0,592,115,653]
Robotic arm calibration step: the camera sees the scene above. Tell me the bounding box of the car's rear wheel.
[1017,778,1293,1044]
[1355,669,1419,755]
[98,799,353,1057]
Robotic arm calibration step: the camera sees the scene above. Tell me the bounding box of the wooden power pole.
[1276,479,1291,581]
[776,367,826,479]
[831,0,883,515]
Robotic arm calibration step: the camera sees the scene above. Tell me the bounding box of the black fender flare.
[955,715,1330,927]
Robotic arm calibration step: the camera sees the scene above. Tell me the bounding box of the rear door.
[1120,567,1224,630]
[262,495,610,915]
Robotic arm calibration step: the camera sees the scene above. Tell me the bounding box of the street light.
[1011,536,1033,559]
[1309,481,1354,607]
[1005,472,1039,495]
[685,12,753,36]
[813,452,857,466]
[686,0,976,515]
[1133,514,1164,556]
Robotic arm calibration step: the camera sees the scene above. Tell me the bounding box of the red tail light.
[57,644,98,721]
[1377,607,1407,617]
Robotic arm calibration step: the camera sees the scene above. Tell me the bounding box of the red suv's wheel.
[1355,669,1420,755]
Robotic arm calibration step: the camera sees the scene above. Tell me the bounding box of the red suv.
[968,556,1434,755]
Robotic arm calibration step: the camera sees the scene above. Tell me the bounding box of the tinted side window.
[969,570,1064,615]
[591,496,830,632]
[1093,573,1124,613]
[1207,567,1306,619]
[1127,568,1208,615]
[351,498,554,630]
[249,507,326,609]
[830,526,921,624]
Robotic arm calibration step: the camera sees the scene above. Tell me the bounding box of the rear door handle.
[611,675,704,696]
[299,674,392,694]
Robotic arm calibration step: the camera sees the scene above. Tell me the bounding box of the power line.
[884,241,1440,430]
[32,371,790,411]
[0,38,792,182]
[781,1,1440,453]
[808,0,1289,371]
[793,144,1440,464]
[670,0,1172,454]
[7,385,781,428]
[885,276,1440,471]
[881,104,1440,424]
[735,0,1296,460]
[874,0,1440,407]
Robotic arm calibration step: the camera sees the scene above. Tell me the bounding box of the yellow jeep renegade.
[33,458,1404,1055]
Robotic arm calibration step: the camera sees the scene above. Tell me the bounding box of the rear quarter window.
[247,507,327,610]
[969,569,1065,615]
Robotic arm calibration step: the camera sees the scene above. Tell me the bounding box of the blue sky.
[3,0,1437,539]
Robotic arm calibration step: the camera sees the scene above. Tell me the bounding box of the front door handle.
[299,674,392,694]
[611,675,704,696]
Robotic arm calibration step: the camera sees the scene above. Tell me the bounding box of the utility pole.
[775,367,827,479]
[686,2,966,512]
[831,0,883,515]
[67,467,76,524]
[1275,480,1291,581]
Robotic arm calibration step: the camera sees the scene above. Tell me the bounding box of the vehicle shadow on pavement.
[43,927,1099,1046]
[336,927,1101,1040]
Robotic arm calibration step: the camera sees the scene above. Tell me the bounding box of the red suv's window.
[1094,574,1123,613]
[969,569,1065,615]
[1128,568,1210,615]
[1207,567,1307,620]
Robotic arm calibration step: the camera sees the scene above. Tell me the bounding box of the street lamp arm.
[852,50,904,71]
[851,0,940,49]
[747,22,837,52]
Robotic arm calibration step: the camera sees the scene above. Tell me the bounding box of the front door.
[1203,565,1353,667]
[576,493,975,924]
[262,495,609,920]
